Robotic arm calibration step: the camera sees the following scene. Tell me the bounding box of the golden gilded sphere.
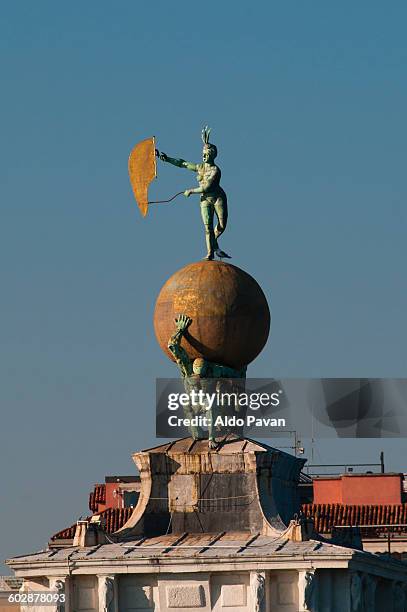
[154,261,270,369]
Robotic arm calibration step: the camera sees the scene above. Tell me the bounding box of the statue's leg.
[214,197,228,240]
[208,400,217,444]
[213,197,230,258]
[183,402,201,440]
[208,404,219,449]
[200,199,216,259]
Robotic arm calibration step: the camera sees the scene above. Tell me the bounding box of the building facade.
[7,438,407,611]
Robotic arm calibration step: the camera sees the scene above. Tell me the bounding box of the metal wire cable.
[148,191,184,204]
[148,494,254,502]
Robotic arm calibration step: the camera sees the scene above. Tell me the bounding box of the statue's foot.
[208,439,218,450]
[203,253,214,261]
[215,249,231,259]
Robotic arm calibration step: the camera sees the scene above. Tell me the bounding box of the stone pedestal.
[116,436,305,540]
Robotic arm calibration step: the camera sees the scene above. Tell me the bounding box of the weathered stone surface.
[166,585,206,608]
[117,436,305,538]
[221,583,247,607]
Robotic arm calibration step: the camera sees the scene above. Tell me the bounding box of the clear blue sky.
[1,1,407,568]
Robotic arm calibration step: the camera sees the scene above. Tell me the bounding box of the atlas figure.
[156,127,231,261]
[168,314,246,448]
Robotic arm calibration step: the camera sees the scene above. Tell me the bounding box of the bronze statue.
[156,127,231,261]
[168,314,246,448]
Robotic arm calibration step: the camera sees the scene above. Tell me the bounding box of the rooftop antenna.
[310,400,315,464]
[380,451,385,473]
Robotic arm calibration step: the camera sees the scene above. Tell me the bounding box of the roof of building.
[89,484,106,512]
[142,436,275,454]
[9,532,364,565]
[302,503,407,534]
[51,507,133,541]
[105,475,140,483]
[299,472,313,484]
[51,501,407,543]
[313,473,403,479]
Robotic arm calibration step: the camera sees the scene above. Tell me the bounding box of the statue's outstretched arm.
[167,314,193,377]
[156,150,197,172]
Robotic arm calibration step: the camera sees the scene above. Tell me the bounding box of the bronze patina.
[156,127,231,261]
[168,313,247,448]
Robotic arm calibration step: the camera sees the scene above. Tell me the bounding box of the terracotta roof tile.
[88,484,106,512]
[51,507,133,541]
[302,503,407,534]
[53,502,407,542]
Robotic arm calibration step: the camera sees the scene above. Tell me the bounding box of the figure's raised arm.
[167,314,193,378]
[156,150,197,171]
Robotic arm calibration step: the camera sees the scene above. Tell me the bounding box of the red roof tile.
[302,503,407,534]
[89,484,106,512]
[51,507,133,541]
[53,502,407,542]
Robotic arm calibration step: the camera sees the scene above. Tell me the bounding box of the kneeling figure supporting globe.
[154,261,271,447]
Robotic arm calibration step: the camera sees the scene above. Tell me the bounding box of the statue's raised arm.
[156,151,197,172]
[157,127,231,261]
[167,314,194,378]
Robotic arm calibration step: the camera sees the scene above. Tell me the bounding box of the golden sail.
[128,137,157,217]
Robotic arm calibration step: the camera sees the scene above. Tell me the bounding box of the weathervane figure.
[156,127,231,261]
